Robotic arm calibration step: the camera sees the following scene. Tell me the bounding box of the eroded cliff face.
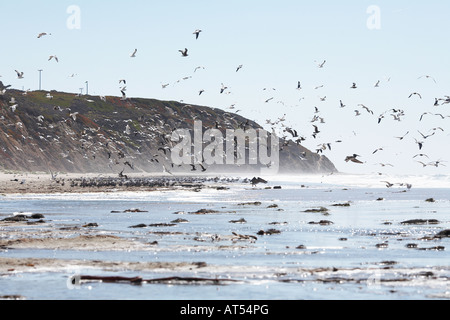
[0,83,337,175]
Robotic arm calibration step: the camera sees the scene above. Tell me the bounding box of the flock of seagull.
[1,27,450,182]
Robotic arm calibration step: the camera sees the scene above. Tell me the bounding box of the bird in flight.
[37,32,51,38]
[409,92,422,99]
[130,49,137,58]
[220,83,228,94]
[193,29,202,39]
[350,83,357,89]
[316,60,326,68]
[236,65,243,72]
[48,55,59,62]
[179,48,189,57]
[418,75,437,83]
[15,70,24,79]
[345,154,363,164]
[297,81,302,90]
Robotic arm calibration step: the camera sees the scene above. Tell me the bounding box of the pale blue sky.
[1,1,449,175]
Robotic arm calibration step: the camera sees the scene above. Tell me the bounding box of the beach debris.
[74,275,239,286]
[237,201,261,206]
[400,219,440,225]
[257,228,281,235]
[303,207,329,213]
[148,223,177,227]
[231,232,257,241]
[129,224,147,228]
[308,220,334,226]
[331,202,351,207]
[434,229,450,239]
[229,218,247,224]
[82,223,98,228]
[124,208,148,213]
[189,209,219,214]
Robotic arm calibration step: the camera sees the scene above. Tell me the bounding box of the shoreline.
[0,171,247,195]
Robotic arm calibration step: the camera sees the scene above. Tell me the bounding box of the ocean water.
[0,173,449,300]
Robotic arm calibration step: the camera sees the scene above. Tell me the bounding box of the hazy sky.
[1,1,450,175]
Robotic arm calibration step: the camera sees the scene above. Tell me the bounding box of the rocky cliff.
[0,82,337,175]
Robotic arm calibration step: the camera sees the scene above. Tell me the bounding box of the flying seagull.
[37,32,51,38]
[345,154,363,164]
[15,70,24,79]
[297,81,302,90]
[409,92,422,99]
[236,65,243,72]
[193,29,202,39]
[418,75,437,83]
[220,83,228,94]
[130,49,137,58]
[48,55,59,62]
[179,48,189,57]
[350,82,357,89]
[316,60,326,68]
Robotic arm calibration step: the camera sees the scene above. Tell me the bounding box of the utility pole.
[38,69,43,91]
[79,88,84,96]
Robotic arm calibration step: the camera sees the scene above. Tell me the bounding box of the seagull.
[414,139,424,150]
[265,97,274,103]
[120,89,127,101]
[37,32,51,38]
[220,83,228,94]
[350,83,357,89]
[130,49,137,58]
[372,148,384,154]
[374,80,381,87]
[15,70,24,79]
[340,100,346,108]
[316,60,326,68]
[418,75,437,83]
[70,112,79,121]
[194,66,205,72]
[46,93,53,99]
[199,89,205,96]
[345,154,363,164]
[395,131,409,140]
[10,104,18,112]
[297,81,302,90]
[409,92,422,99]
[382,181,394,188]
[48,55,59,62]
[161,83,169,89]
[193,29,202,39]
[413,154,429,159]
[9,97,16,104]
[236,65,243,72]
[124,125,131,135]
[418,130,435,140]
[119,79,126,85]
[179,48,189,57]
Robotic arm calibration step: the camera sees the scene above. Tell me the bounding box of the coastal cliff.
[0,82,337,175]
